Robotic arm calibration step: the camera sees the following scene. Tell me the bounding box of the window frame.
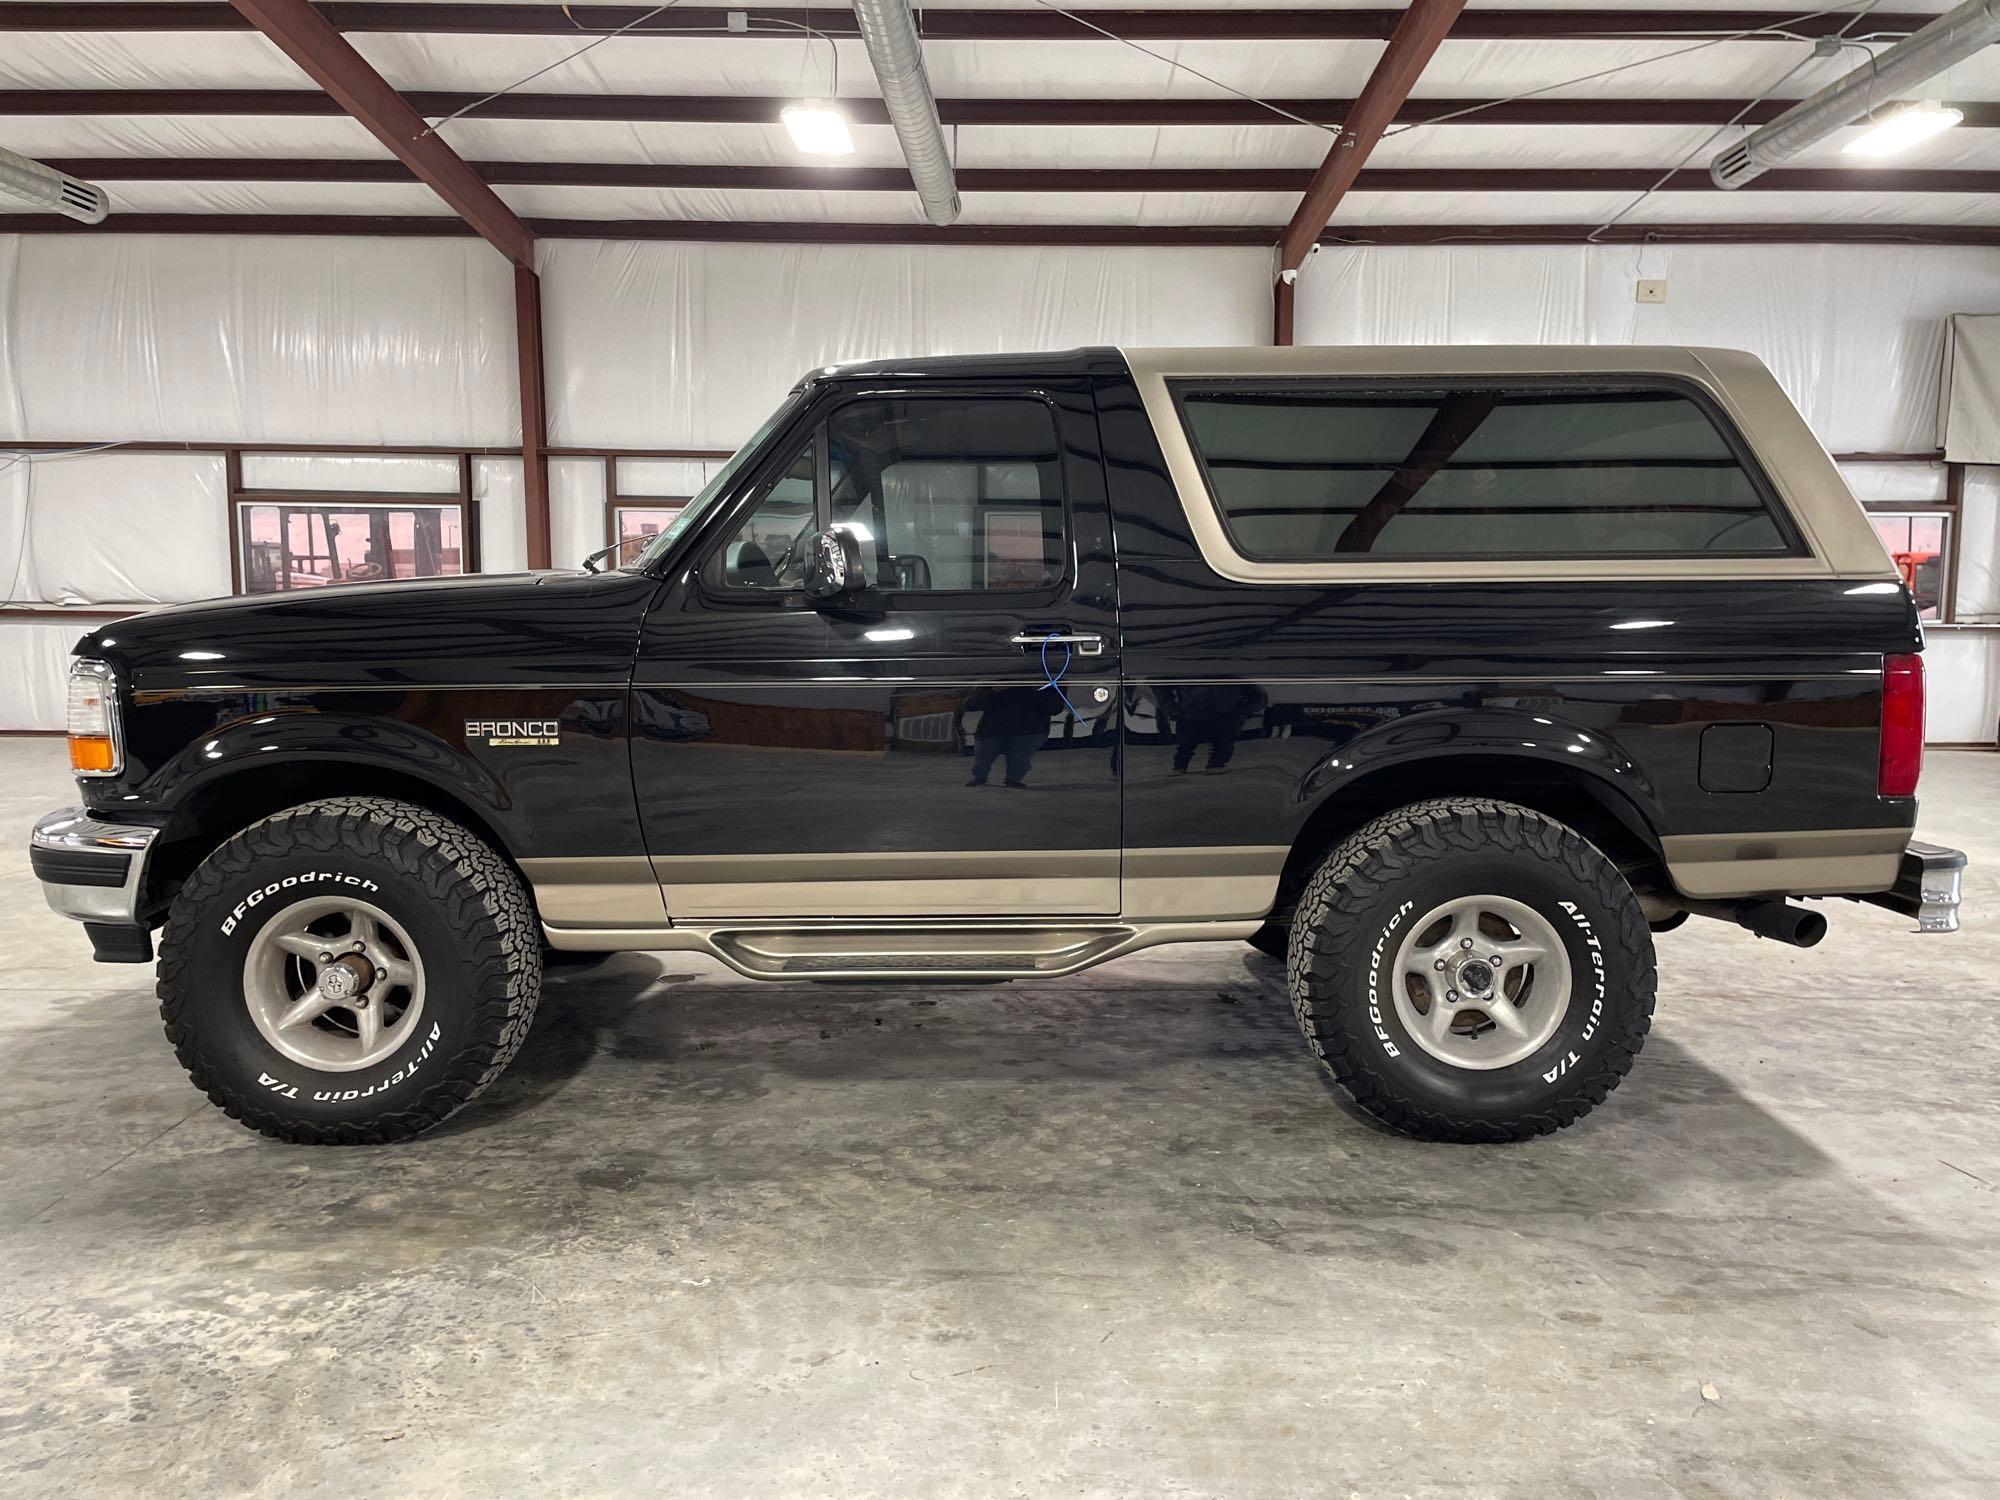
[230,490,477,595]
[1863,502,1956,624]
[1166,374,1808,568]
[607,499,690,568]
[689,385,1078,613]
[703,426,825,596]
[602,455,689,568]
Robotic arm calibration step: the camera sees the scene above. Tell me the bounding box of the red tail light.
[1879,653,1924,798]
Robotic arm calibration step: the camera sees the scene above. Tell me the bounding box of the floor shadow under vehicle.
[446,946,1839,1199]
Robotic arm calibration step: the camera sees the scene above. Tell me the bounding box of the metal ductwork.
[1711,0,2000,188]
[0,146,109,223]
[851,0,961,225]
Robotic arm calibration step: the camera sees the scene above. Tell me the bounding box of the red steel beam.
[226,0,535,268]
[49,157,2000,195]
[1271,276,1295,347]
[514,266,553,571]
[226,0,550,569]
[11,90,2000,130]
[1278,0,1469,276]
[0,6,1965,43]
[9,214,1999,247]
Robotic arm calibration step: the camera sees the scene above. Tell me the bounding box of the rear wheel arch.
[1265,752,1667,927]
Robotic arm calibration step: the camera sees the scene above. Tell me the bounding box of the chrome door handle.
[1011,632,1104,656]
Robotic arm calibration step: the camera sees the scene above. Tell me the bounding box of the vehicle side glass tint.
[826,397,1067,592]
[1174,385,1794,561]
[719,444,818,590]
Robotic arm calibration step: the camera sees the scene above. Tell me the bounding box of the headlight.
[67,658,123,777]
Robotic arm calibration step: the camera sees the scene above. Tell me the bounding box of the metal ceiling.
[3,1,1999,243]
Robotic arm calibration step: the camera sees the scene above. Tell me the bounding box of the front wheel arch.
[142,758,524,926]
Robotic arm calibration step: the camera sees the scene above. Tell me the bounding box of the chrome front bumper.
[29,805,159,926]
[1860,840,1966,934]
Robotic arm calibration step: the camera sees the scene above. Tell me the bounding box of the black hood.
[84,570,659,693]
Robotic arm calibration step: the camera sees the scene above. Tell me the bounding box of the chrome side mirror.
[803,527,864,602]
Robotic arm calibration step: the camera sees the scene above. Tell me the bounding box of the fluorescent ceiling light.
[781,102,855,156]
[1843,101,1964,158]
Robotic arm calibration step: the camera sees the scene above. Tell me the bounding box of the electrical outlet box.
[1636,279,1668,304]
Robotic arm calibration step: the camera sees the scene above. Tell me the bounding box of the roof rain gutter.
[1711,0,2000,187]
[851,0,961,225]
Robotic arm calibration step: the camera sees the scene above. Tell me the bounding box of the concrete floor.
[1,739,1996,1498]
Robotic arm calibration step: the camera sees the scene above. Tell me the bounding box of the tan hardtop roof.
[1118,345,1896,584]
[1118,344,1736,374]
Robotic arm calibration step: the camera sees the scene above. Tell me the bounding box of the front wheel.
[1288,798,1654,1143]
[158,797,542,1144]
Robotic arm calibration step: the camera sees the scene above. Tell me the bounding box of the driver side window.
[717,440,817,591]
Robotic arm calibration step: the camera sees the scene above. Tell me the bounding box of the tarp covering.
[0,236,516,446]
[4,231,1998,728]
[1939,314,2000,465]
[1297,243,2000,458]
[538,240,1271,449]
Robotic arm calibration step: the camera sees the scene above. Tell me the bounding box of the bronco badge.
[466,719,560,747]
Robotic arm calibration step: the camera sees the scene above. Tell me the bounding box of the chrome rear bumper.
[1859,840,1966,934]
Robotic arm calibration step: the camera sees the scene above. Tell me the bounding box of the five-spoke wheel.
[243,896,428,1071]
[1391,894,1571,1071]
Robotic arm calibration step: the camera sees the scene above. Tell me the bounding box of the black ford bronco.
[31,346,1964,1145]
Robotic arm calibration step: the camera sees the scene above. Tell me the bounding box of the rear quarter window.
[1171,382,1799,562]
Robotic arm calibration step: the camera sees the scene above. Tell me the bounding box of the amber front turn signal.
[69,735,118,774]
[65,658,123,778]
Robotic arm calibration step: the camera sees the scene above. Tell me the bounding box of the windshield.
[626,389,808,571]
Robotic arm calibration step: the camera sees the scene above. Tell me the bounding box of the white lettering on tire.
[1365,899,1415,1059]
[221,871,379,935]
[1546,899,1608,1081]
[310,1021,442,1102]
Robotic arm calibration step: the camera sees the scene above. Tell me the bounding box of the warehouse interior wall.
[3,232,1998,736]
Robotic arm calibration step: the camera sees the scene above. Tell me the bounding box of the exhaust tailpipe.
[1683,899,1828,948]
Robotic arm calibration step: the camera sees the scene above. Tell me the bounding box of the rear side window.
[1172,383,1797,561]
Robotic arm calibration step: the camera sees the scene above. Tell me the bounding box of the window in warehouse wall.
[608,501,687,568]
[227,450,477,595]
[234,508,468,596]
[1867,510,1952,622]
[603,454,717,567]
[236,501,470,593]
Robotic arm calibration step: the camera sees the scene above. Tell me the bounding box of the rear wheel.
[1288,798,1654,1142]
[158,797,541,1144]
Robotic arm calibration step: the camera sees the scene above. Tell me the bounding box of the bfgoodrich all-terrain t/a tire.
[158,797,541,1145]
[1289,798,1655,1143]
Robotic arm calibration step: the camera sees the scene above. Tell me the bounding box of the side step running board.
[543,919,1262,979]
[712,925,1135,980]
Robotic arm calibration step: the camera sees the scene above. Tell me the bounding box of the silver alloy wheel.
[242,895,426,1073]
[1390,894,1571,1071]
